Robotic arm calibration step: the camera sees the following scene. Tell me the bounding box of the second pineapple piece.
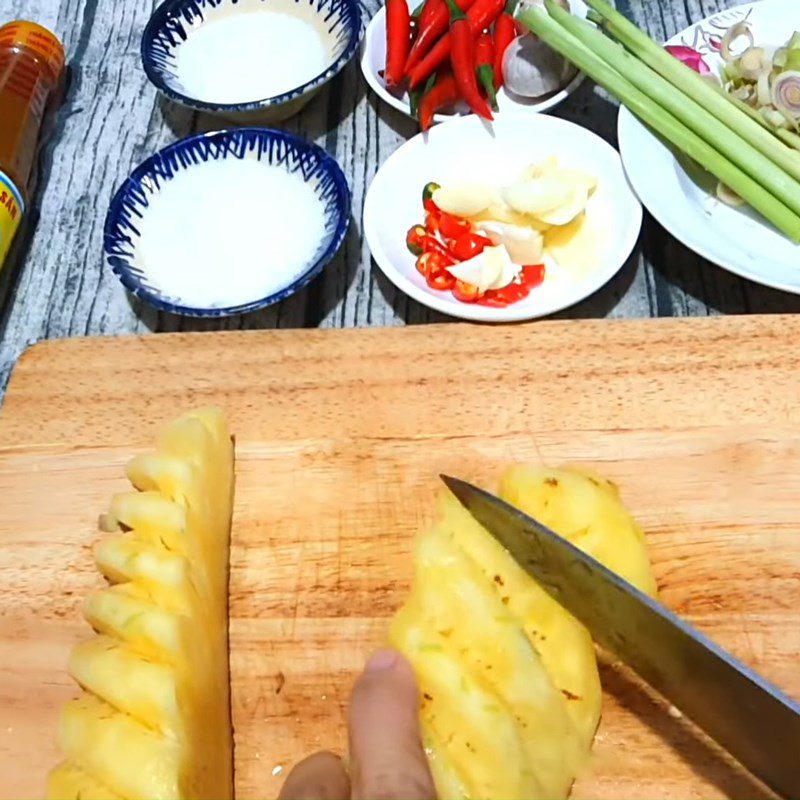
[46,408,235,800]
[391,465,658,800]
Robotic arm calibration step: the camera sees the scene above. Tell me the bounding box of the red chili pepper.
[424,235,457,263]
[427,266,457,291]
[451,230,490,260]
[407,222,458,262]
[476,293,506,307]
[424,210,440,234]
[441,0,493,120]
[408,0,505,88]
[418,0,441,28]
[406,224,428,256]
[418,71,461,131]
[416,250,446,278]
[492,4,517,90]
[475,31,498,109]
[404,0,475,74]
[478,283,522,306]
[452,279,482,302]
[385,0,411,88]
[437,211,471,239]
[522,262,546,287]
[476,263,546,306]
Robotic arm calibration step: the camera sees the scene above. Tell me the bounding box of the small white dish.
[142,0,363,124]
[360,0,586,125]
[618,0,800,294]
[363,114,641,322]
[105,128,350,317]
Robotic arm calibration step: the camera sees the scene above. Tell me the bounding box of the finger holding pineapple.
[278,649,436,800]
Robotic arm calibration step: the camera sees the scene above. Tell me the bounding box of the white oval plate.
[364,113,642,321]
[618,0,800,294]
[360,0,586,124]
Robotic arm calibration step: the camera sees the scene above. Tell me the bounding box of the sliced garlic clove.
[432,184,499,217]
[522,156,560,180]
[472,203,551,231]
[475,221,544,266]
[485,246,522,290]
[534,184,590,226]
[502,177,572,215]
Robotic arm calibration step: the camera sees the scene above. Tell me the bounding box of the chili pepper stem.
[443,0,467,21]
[477,64,499,109]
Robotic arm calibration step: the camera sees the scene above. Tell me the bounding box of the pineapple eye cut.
[46,408,235,800]
[391,466,658,800]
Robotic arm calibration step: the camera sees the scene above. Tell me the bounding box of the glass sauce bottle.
[0,21,65,269]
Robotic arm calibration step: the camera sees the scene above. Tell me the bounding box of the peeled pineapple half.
[47,408,235,800]
[391,466,657,800]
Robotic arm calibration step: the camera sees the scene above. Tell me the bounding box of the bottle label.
[0,170,24,268]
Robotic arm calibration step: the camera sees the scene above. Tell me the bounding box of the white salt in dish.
[104,128,350,317]
[136,160,326,309]
[176,11,332,106]
[142,0,364,124]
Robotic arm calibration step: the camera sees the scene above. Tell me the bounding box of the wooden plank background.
[2,0,800,398]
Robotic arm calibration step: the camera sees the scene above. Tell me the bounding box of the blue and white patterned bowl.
[104,127,350,317]
[142,0,363,124]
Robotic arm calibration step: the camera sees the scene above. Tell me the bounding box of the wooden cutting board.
[1,316,799,800]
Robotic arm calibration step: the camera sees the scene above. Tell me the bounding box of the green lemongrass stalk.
[546,2,800,219]
[516,6,800,242]
[780,128,800,151]
[586,8,603,25]
[583,0,800,182]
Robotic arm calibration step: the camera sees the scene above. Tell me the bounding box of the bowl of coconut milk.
[104,127,350,316]
[142,0,363,123]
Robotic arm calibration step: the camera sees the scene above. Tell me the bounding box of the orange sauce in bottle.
[0,21,65,268]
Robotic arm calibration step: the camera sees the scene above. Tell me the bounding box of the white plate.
[360,0,586,124]
[618,0,800,294]
[364,113,642,321]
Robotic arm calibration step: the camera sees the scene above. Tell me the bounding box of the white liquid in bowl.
[176,10,332,104]
[134,158,327,309]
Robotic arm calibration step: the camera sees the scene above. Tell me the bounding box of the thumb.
[348,649,437,800]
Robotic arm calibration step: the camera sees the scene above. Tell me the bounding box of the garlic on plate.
[432,183,499,217]
[501,177,574,216]
[431,157,600,276]
[503,159,596,226]
[474,220,544,265]
[446,244,520,292]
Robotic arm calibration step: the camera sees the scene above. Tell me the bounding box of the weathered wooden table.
[1,0,797,397]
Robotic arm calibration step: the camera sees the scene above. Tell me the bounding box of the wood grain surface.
[3,0,800,399]
[1,315,799,799]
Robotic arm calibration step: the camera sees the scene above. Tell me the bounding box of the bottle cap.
[0,21,65,82]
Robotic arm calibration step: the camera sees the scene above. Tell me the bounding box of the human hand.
[277,649,437,800]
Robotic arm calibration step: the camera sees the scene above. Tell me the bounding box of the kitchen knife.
[441,474,800,800]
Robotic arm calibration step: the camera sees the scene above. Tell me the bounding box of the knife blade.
[441,474,800,800]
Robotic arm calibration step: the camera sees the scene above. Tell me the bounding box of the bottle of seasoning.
[0,21,65,269]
